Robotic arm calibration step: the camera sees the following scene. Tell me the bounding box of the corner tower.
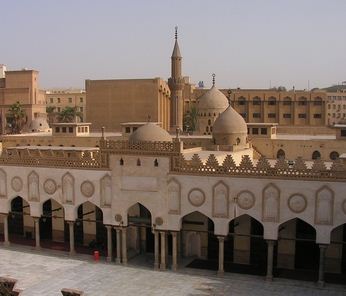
[168,27,184,131]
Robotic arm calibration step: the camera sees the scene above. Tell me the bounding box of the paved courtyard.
[0,246,345,296]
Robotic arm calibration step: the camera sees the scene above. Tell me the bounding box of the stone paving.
[0,246,345,296]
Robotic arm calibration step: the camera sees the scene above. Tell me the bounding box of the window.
[268,97,276,105]
[313,113,322,119]
[80,97,83,103]
[50,98,53,103]
[80,107,83,112]
[154,159,159,167]
[62,127,67,133]
[208,119,211,125]
[238,97,246,105]
[298,113,306,119]
[283,97,292,106]
[57,98,61,103]
[329,151,339,160]
[341,129,346,137]
[120,158,124,166]
[252,97,261,105]
[261,128,267,135]
[277,149,285,159]
[206,126,209,132]
[298,97,307,106]
[55,127,60,133]
[268,113,276,118]
[253,113,261,118]
[137,158,141,166]
[125,127,131,133]
[68,97,72,103]
[283,113,291,118]
[314,98,322,106]
[57,107,61,112]
[327,104,331,109]
[252,128,259,135]
[312,151,321,160]
[68,127,73,133]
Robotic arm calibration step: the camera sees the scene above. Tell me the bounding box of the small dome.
[129,123,172,143]
[213,105,247,135]
[27,117,50,133]
[197,86,229,110]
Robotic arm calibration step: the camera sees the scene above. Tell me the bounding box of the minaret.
[168,26,184,131]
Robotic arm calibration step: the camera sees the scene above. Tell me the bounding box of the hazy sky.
[2,0,346,90]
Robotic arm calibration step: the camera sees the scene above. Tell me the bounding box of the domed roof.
[27,117,50,133]
[197,86,229,110]
[129,123,172,143]
[212,105,247,135]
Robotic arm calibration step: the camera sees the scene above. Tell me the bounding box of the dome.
[197,86,229,110]
[129,123,172,143]
[27,117,50,133]
[213,105,247,134]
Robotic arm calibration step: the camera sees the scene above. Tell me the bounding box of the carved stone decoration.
[100,175,112,207]
[188,189,206,207]
[288,194,307,213]
[80,181,94,198]
[342,199,346,215]
[262,183,280,222]
[168,178,181,214]
[0,169,7,198]
[28,171,40,201]
[155,217,163,226]
[212,181,229,218]
[115,214,122,222]
[44,179,57,195]
[237,190,255,210]
[62,173,74,204]
[315,186,334,225]
[11,177,23,192]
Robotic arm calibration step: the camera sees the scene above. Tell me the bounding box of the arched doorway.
[182,211,217,271]
[227,215,266,275]
[8,196,34,246]
[324,224,346,284]
[275,218,319,281]
[39,199,67,251]
[69,202,107,256]
[127,203,154,255]
[276,149,285,159]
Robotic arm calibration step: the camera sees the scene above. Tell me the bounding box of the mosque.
[0,29,345,287]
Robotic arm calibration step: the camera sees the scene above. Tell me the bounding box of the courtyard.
[0,246,345,296]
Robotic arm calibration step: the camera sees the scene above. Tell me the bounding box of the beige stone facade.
[326,91,346,126]
[85,78,170,132]
[0,68,46,134]
[45,89,86,123]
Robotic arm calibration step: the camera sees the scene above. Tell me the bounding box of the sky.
[1,0,346,90]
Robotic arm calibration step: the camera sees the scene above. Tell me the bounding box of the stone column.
[2,214,9,246]
[106,225,113,262]
[160,231,166,271]
[217,236,225,276]
[33,217,40,249]
[121,227,127,265]
[318,244,328,287]
[266,240,276,281]
[115,228,121,264]
[154,230,159,270]
[172,231,178,271]
[67,221,75,255]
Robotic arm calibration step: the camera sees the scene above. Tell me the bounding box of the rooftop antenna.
[212,73,216,87]
[175,26,178,40]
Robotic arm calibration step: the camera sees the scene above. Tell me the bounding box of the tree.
[6,101,26,134]
[46,106,56,126]
[57,106,82,123]
[183,106,198,133]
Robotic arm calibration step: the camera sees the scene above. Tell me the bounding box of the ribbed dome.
[197,86,229,110]
[129,123,172,143]
[213,105,247,135]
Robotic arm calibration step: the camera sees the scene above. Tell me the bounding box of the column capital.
[266,239,277,245]
[33,216,40,221]
[217,235,226,242]
[105,224,113,229]
[66,220,75,225]
[319,244,328,249]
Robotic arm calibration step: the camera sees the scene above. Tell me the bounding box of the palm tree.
[46,106,56,126]
[7,101,26,134]
[57,106,82,123]
[183,106,198,133]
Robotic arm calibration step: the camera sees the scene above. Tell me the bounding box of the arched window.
[329,151,339,160]
[236,138,240,145]
[208,119,211,125]
[283,97,292,106]
[268,97,277,105]
[253,96,261,105]
[206,126,209,132]
[238,96,246,105]
[137,158,141,166]
[120,158,124,166]
[298,97,307,106]
[314,97,322,106]
[154,159,159,167]
[312,151,321,160]
[276,149,285,159]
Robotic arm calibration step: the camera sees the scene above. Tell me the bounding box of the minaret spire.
[212,73,216,87]
[175,26,178,40]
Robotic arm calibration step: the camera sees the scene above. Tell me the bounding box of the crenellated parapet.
[171,154,346,181]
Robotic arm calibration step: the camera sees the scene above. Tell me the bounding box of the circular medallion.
[11,177,23,192]
[288,194,307,213]
[188,189,205,207]
[342,199,346,215]
[237,191,255,210]
[155,217,163,226]
[44,179,57,195]
[80,181,95,198]
[115,214,122,222]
